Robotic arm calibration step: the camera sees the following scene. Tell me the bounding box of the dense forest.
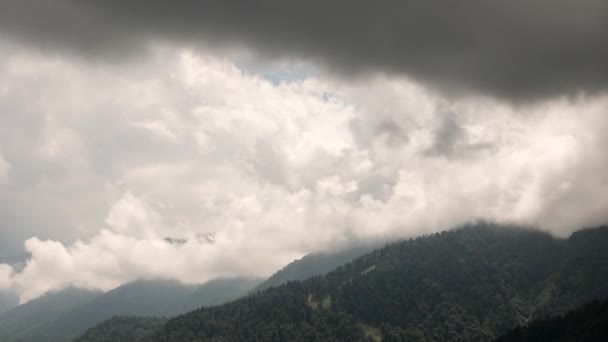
[79,223,608,341]
[496,299,608,341]
[76,317,167,342]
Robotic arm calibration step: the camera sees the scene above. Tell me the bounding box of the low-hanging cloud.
[1,42,608,302]
[1,0,608,101]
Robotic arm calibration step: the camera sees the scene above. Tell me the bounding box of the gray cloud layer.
[1,0,608,100]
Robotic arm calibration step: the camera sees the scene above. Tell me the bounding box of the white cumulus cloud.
[1,41,608,302]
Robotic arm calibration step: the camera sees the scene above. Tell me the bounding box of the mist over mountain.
[0,291,18,316]
[0,277,259,341]
[47,277,259,340]
[76,246,384,342]
[0,288,101,342]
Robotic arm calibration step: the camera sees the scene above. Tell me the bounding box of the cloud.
[0,152,9,185]
[1,1,608,101]
[1,41,608,302]
[0,264,12,290]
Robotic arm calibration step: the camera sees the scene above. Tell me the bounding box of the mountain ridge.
[133,223,608,341]
[0,277,260,341]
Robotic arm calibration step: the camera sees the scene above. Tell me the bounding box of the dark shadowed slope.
[495,299,608,342]
[137,223,608,342]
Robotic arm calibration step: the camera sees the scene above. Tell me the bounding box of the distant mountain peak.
[163,232,216,246]
[163,237,187,245]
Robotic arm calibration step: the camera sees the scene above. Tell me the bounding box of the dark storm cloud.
[1,0,608,101]
[425,113,496,159]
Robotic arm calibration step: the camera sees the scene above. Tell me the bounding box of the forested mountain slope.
[77,317,168,342]
[79,245,382,342]
[254,244,381,292]
[138,223,608,342]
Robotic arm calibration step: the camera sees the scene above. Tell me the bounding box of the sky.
[1,0,608,303]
